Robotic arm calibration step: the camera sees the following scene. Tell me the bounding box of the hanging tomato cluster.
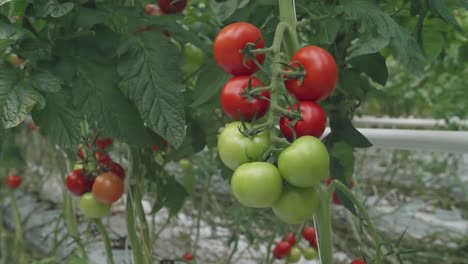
[66,137,125,219]
[213,22,338,224]
[271,227,319,263]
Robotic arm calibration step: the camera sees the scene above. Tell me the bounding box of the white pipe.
[322,128,468,153]
[353,115,468,129]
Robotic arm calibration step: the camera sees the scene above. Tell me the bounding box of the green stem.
[314,187,334,264]
[279,0,300,57]
[8,190,23,245]
[250,47,274,54]
[328,180,385,264]
[94,219,115,264]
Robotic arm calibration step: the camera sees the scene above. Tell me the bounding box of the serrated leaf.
[75,7,110,29]
[348,34,390,58]
[349,53,388,86]
[0,21,25,50]
[118,33,186,147]
[31,70,62,93]
[428,0,463,32]
[38,1,74,18]
[339,69,373,100]
[315,18,341,44]
[17,38,51,61]
[422,19,446,61]
[337,119,372,148]
[151,175,188,216]
[190,59,230,107]
[212,0,240,22]
[330,142,355,181]
[343,0,426,70]
[32,90,81,150]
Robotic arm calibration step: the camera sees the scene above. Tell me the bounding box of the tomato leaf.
[190,59,230,108]
[31,69,62,93]
[32,90,81,152]
[118,33,186,148]
[74,7,110,29]
[428,0,463,32]
[315,18,341,44]
[151,174,187,216]
[349,53,388,86]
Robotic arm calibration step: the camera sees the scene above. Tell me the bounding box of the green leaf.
[349,53,388,86]
[190,59,230,108]
[151,175,188,216]
[343,0,426,70]
[17,38,51,61]
[330,142,355,181]
[339,69,373,100]
[348,34,390,58]
[0,21,25,50]
[32,90,81,151]
[74,7,110,29]
[422,19,446,61]
[37,1,74,18]
[315,18,341,44]
[212,0,240,22]
[428,0,463,31]
[64,255,88,264]
[31,69,62,93]
[118,33,186,147]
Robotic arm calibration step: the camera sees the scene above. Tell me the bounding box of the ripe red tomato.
[7,175,22,189]
[66,169,92,196]
[95,151,112,166]
[213,22,265,75]
[92,172,124,204]
[144,4,165,16]
[158,0,187,14]
[326,177,354,205]
[279,101,327,141]
[309,238,318,249]
[351,259,366,264]
[109,161,125,179]
[182,252,193,261]
[272,241,291,259]
[104,138,113,147]
[220,76,270,121]
[96,138,106,150]
[284,233,296,246]
[284,46,338,101]
[302,227,316,242]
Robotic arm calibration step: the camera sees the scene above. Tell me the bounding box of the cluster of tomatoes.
[213,22,338,224]
[272,227,318,262]
[66,137,125,219]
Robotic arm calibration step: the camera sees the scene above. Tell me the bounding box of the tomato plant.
[217,122,269,170]
[272,185,320,224]
[231,162,283,208]
[284,233,296,246]
[302,227,316,242]
[158,0,187,14]
[284,46,338,101]
[213,22,265,75]
[272,241,292,259]
[279,101,327,141]
[278,136,330,187]
[92,172,125,204]
[66,169,92,196]
[145,4,165,16]
[303,247,318,260]
[220,76,270,121]
[7,175,22,189]
[79,193,112,219]
[288,247,302,263]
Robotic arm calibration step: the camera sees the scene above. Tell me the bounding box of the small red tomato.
[351,259,366,264]
[309,237,318,249]
[302,227,316,243]
[7,175,22,189]
[95,151,112,166]
[96,138,106,150]
[284,46,338,101]
[104,138,113,148]
[158,0,187,14]
[27,123,36,131]
[326,177,354,205]
[8,54,24,66]
[77,147,85,159]
[284,233,296,246]
[144,4,165,16]
[279,101,327,141]
[182,252,194,261]
[109,162,125,179]
[220,76,270,121]
[272,241,292,259]
[66,169,92,196]
[213,22,265,76]
[92,172,125,204]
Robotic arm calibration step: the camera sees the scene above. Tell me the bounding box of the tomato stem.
[314,187,334,264]
[94,219,115,264]
[249,47,274,54]
[327,180,385,264]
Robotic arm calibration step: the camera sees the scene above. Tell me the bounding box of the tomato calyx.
[240,38,267,72]
[240,77,271,102]
[236,120,270,139]
[281,61,306,84]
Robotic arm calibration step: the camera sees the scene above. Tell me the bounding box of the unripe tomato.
[7,175,22,189]
[158,0,187,14]
[79,193,112,218]
[92,172,124,204]
[213,22,265,75]
[302,227,316,242]
[178,159,192,170]
[7,54,24,66]
[220,76,270,121]
[272,185,320,224]
[287,247,301,263]
[303,247,318,260]
[182,43,205,75]
[279,101,327,141]
[284,46,338,101]
[231,162,283,208]
[217,122,269,171]
[278,136,329,188]
[272,241,291,259]
[66,169,92,196]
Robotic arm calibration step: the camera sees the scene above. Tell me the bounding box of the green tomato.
[272,185,320,224]
[303,247,318,260]
[278,136,329,188]
[287,247,302,263]
[79,193,112,219]
[179,159,192,170]
[182,43,205,75]
[231,162,283,208]
[217,122,269,170]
